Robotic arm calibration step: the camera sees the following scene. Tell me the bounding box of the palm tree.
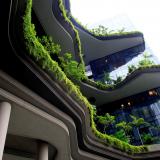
[138,52,154,67]
[116,121,132,143]
[97,113,115,134]
[116,121,132,134]
[130,115,149,145]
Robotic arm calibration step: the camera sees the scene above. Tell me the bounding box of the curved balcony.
[62,0,144,65]
[79,66,160,106]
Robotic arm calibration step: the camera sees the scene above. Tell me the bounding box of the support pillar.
[37,141,49,160]
[0,102,11,160]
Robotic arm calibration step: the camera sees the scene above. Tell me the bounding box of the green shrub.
[141,133,155,144]
[114,129,130,143]
[58,0,85,67]
[60,53,85,81]
[113,76,123,84]
[90,25,142,37]
[97,113,115,134]
[138,52,154,67]
[128,65,137,73]
[70,16,142,37]
[37,36,61,55]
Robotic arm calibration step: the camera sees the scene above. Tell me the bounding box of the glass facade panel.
[98,88,160,145]
[89,43,145,80]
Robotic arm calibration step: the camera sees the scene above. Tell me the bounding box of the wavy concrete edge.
[83,66,160,91]
[0,71,108,160]
[78,66,160,106]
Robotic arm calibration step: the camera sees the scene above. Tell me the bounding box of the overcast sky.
[70,0,160,60]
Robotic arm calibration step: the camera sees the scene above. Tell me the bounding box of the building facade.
[1,0,160,159]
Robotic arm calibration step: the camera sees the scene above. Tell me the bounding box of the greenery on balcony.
[83,52,159,90]
[23,0,148,154]
[58,0,85,67]
[71,16,142,37]
[58,1,159,89]
[57,0,160,92]
[95,112,160,145]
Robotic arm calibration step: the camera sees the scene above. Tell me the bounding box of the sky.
[70,0,160,60]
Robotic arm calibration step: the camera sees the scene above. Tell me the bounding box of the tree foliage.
[38,36,61,55]
[97,113,115,134]
[60,53,85,81]
[130,115,148,127]
[138,52,154,67]
[141,133,154,144]
[114,129,130,143]
[116,121,132,134]
[128,65,137,73]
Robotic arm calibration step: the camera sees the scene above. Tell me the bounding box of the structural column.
[0,102,11,160]
[37,141,49,160]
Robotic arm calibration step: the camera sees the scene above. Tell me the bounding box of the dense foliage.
[23,0,148,154]
[58,0,85,67]
[138,52,154,67]
[37,36,61,55]
[60,53,85,81]
[95,112,157,145]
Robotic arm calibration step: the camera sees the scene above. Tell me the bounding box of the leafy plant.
[97,113,115,134]
[116,121,132,134]
[90,25,110,36]
[113,76,123,84]
[114,129,130,143]
[128,65,137,73]
[89,25,141,37]
[130,115,149,128]
[37,36,61,55]
[58,0,85,68]
[130,115,149,145]
[141,133,154,144]
[60,53,85,81]
[138,52,154,67]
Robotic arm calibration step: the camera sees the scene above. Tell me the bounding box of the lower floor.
[98,87,160,145]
